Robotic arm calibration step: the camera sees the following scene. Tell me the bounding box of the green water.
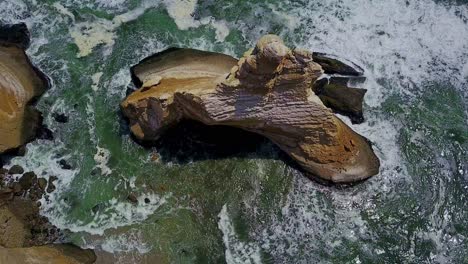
[1,0,467,263]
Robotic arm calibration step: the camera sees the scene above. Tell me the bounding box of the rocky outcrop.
[121,35,380,183]
[0,167,60,248]
[0,23,49,155]
[0,244,96,264]
[0,165,96,263]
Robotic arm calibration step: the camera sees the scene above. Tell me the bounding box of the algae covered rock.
[122,35,380,183]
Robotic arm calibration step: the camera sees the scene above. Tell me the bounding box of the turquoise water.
[1,0,467,263]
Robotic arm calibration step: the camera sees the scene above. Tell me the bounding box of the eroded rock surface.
[0,23,49,154]
[122,35,380,183]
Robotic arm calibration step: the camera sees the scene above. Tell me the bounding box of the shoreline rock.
[0,23,50,156]
[0,164,96,263]
[121,35,380,183]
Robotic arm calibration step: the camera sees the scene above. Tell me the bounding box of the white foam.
[57,192,170,235]
[69,19,117,58]
[94,146,113,176]
[91,72,103,92]
[211,20,230,42]
[99,230,151,254]
[69,1,159,58]
[53,2,76,22]
[162,0,198,30]
[218,205,262,264]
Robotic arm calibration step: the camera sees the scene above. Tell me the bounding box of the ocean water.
[1,0,467,263]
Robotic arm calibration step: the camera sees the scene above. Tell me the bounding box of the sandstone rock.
[121,35,380,183]
[313,77,367,124]
[0,244,97,264]
[0,204,28,247]
[312,52,363,76]
[0,23,49,155]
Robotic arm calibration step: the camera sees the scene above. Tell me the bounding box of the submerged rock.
[0,23,49,155]
[52,112,69,123]
[313,77,367,124]
[121,35,380,183]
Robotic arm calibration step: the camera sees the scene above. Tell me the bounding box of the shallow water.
[1,0,467,263]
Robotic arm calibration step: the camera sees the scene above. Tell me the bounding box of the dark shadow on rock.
[313,77,367,124]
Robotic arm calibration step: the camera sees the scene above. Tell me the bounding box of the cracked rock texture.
[122,35,380,183]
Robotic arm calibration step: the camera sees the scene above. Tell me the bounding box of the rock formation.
[0,244,96,264]
[0,164,96,263]
[0,23,49,155]
[313,76,367,124]
[121,35,380,183]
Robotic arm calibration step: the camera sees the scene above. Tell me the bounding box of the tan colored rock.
[0,205,29,248]
[0,24,48,154]
[121,35,380,183]
[0,244,96,264]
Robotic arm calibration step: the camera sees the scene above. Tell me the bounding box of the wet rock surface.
[313,77,367,124]
[312,52,364,76]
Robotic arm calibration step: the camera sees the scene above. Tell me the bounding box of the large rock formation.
[121,35,380,183]
[0,23,49,155]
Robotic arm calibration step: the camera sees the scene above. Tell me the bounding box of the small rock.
[58,159,72,170]
[46,184,56,193]
[91,203,104,214]
[37,178,47,191]
[9,165,24,175]
[36,126,54,140]
[46,176,58,193]
[52,112,68,123]
[19,171,37,190]
[15,145,27,156]
[144,198,150,204]
[127,193,138,204]
[150,152,161,162]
